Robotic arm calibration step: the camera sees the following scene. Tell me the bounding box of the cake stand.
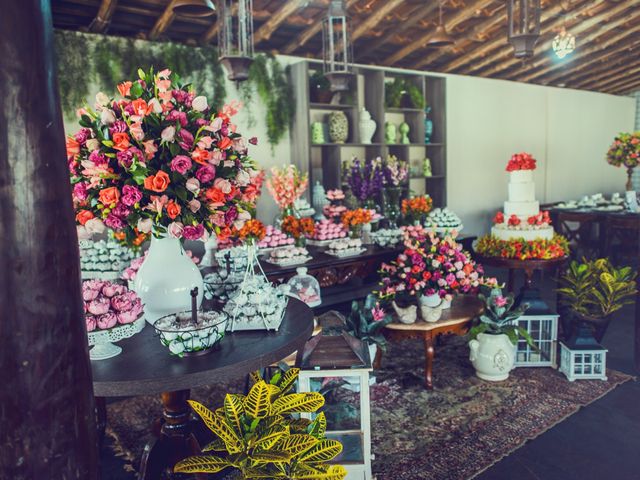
[88,315,146,360]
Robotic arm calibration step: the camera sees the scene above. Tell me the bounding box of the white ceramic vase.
[359,108,376,144]
[469,333,516,381]
[392,301,417,324]
[134,235,204,324]
[420,293,442,307]
[200,235,218,268]
[420,304,443,323]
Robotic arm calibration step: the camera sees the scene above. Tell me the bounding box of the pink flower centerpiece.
[266,165,309,216]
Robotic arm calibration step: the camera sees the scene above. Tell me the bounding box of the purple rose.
[85,315,97,332]
[170,155,192,175]
[89,150,108,167]
[87,297,110,316]
[111,202,131,219]
[183,224,204,240]
[102,283,125,298]
[96,312,118,330]
[195,165,215,184]
[177,129,194,151]
[166,110,188,127]
[109,120,127,135]
[82,288,99,302]
[195,118,208,127]
[73,182,89,202]
[220,125,229,137]
[224,206,238,224]
[74,128,91,145]
[121,185,142,207]
[116,149,135,168]
[172,89,189,104]
[104,213,126,230]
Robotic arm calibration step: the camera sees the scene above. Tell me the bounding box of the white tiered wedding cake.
[491,153,554,242]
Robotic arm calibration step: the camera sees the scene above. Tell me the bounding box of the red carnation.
[508,214,521,226]
[493,211,505,224]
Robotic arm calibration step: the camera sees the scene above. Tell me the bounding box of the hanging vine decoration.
[53,30,293,148]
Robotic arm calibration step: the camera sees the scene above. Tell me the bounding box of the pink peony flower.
[166,110,188,127]
[73,182,89,203]
[82,288,99,302]
[74,128,91,145]
[104,213,126,230]
[84,279,107,291]
[87,297,110,316]
[121,185,142,207]
[117,309,140,324]
[85,315,97,332]
[170,155,192,175]
[102,283,125,298]
[96,312,118,330]
[111,293,133,312]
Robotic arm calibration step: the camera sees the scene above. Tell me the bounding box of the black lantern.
[218,0,254,82]
[322,0,353,92]
[507,0,541,58]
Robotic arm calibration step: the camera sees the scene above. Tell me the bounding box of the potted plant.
[174,367,347,479]
[345,294,393,364]
[557,258,636,342]
[468,288,532,381]
[605,131,640,191]
[309,70,333,103]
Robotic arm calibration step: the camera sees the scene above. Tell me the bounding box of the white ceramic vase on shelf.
[359,108,376,144]
[469,333,516,381]
[134,235,204,324]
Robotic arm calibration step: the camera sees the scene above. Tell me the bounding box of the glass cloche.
[286,267,322,307]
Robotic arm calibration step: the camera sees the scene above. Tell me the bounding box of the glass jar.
[286,267,322,307]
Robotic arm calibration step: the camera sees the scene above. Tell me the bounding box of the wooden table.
[374,295,483,389]
[92,299,314,479]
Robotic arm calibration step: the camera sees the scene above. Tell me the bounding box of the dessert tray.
[87,315,146,360]
[325,248,367,258]
[154,310,227,357]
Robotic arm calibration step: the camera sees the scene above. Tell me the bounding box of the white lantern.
[322,0,353,92]
[559,324,608,381]
[218,0,254,82]
[510,298,559,367]
[507,0,541,58]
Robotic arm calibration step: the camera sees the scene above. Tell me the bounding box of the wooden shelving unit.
[289,61,447,207]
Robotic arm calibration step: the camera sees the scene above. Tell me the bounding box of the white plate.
[265,255,313,267]
[325,248,367,258]
[307,238,343,247]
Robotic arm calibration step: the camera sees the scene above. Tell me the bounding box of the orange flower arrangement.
[341,208,373,229]
[401,195,433,216]
[281,216,315,239]
[238,219,266,243]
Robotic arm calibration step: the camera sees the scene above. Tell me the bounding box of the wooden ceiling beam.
[88,0,118,33]
[382,0,494,67]
[519,13,640,83]
[478,0,615,79]
[253,0,305,45]
[282,0,359,55]
[149,0,177,41]
[355,2,436,60]
[351,0,404,43]
[412,4,506,70]
[604,75,640,96]
[570,49,640,89]
[588,65,640,92]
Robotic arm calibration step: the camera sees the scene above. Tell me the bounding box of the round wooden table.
[473,254,568,293]
[375,295,483,389]
[92,299,314,480]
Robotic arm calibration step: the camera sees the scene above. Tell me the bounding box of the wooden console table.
[374,295,483,389]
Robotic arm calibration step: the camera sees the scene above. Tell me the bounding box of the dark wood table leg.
[424,333,435,390]
[635,277,640,373]
[373,345,383,369]
[139,389,205,480]
[96,396,107,446]
[507,268,515,293]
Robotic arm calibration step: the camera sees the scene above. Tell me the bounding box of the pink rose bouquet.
[68,68,263,246]
[266,165,308,210]
[82,280,144,332]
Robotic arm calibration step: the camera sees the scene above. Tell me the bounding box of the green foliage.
[384,78,426,109]
[345,294,393,351]
[468,287,533,346]
[174,368,346,480]
[557,258,637,318]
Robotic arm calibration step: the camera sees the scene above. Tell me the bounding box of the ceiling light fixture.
[427,0,454,47]
[507,0,541,58]
[322,0,354,92]
[552,27,576,58]
[172,0,215,17]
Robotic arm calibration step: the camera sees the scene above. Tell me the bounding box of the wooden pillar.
[636,272,640,373]
[0,1,99,478]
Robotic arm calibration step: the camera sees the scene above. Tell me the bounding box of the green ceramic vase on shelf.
[328,111,348,143]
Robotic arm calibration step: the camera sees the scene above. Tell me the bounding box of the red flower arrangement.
[493,212,505,225]
[506,152,537,172]
[507,214,521,226]
[527,211,551,226]
[281,216,315,240]
[475,234,569,260]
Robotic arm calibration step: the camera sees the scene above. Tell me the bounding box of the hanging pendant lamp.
[507,0,541,58]
[173,0,215,17]
[218,0,254,82]
[322,0,354,92]
[427,1,454,47]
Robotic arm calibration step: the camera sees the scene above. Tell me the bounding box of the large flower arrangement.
[379,232,485,301]
[606,132,640,168]
[266,165,308,211]
[68,68,263,246]
[345,157,386,205]
[506,152,536,171]
[475,234,569,260]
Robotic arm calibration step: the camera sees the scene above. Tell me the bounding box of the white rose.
[168,222,184,239]
[76,225,90,240]
[185,178,200,193]
[100,109,116,125]
[137,218,153,234]
[95,92,110,110]
[236,169,251,186]
[192,96,208,112]
[161,126,175,143]
[148,98,162,114]
[85,138,100,152]
[85,218,106,235]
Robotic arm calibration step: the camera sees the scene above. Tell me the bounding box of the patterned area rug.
[105,337,631,479]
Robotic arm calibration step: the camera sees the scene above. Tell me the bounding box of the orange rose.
[98,187,120,206]
[131,98,151,117]
[117,81,132,97]
[217,137,232,150]
[143,171,170,192]
[112,132,130,151]
[75,210,94,225]
[166,201,181,220]
[66,137,80,158]
[191,148,212,165]
[205,188,225,206]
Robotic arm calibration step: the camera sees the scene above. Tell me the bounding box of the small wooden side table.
[374,295,483,389]
[473,254,568,293]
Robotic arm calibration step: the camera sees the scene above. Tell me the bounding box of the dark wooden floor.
[99,271,640,479]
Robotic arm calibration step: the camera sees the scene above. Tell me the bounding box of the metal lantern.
[510,296,559,367]
[322,0,353,92]
[218,0,254,82]
[507,0,541,58]
[559,323,608,382]
[552,27,576,59]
